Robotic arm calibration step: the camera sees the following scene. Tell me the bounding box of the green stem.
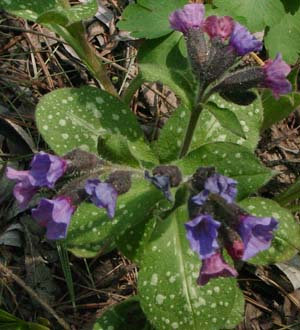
[52,23,118,97]
[121,73,143,105]
[179,88,205,158]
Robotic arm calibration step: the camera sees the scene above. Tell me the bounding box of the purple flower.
[31,196,76,240]
[197,251,238,286]
[238,215,278,260]
[205,173,238,203]
[185,214,221,259]
[192,173,237,205]
[169,4,205,34]
[230,23,262,56]
[29,152,67,188]
[85,179,118,218]
[262,53,292,99]
[6,152,67,208]
[6,167,38,208]
[204,15,234,40]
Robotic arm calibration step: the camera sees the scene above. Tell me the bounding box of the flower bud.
[152,165,182,187]
[106,171,132,194]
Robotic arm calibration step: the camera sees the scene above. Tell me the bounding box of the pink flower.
[203,15,234,40]
[198,251,238,286]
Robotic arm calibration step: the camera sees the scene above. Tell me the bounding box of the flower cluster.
[6,152,118,240]
[169,4,291,99]
[185,168,278,286]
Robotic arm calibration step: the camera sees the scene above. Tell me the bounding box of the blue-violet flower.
[31,196,76,240]
[29,151,67,188]
[238,215,278,260]
[192,173,237,205]
[230,22,262,56]
[262,53,292,99]
[169,3,205,34]
[185,214,221,259]
[85,179,118,218]
[198,251,238,286]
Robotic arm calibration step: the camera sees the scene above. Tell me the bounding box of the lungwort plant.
[2,0,300,329]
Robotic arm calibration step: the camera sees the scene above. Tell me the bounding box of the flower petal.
[185,214,221,259]
[238,215,278,260]
[169,4,205,34]
[198,251,238,286]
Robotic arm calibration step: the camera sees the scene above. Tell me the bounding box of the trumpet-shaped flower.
[262,53,292,99]
[230,23,262,56]
[198,251,238,286]
[238,215,278,260]
[85,179,118,218]
[31,196,76,240]
[185,214,221,259]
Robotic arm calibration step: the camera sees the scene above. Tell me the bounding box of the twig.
[0,262,71,330]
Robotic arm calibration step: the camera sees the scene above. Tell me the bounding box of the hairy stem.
[179,87,205,158]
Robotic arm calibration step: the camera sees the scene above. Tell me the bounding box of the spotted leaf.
[138,206,244,330]
[0,0,97,24]
[174,142,273,200]
[36,87,157,167]
[65,176,165,257]
[92,297,152,330]
[239,197,300,264]
[153,93,263,163]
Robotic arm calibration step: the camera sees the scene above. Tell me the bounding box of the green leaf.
[213,0,285,32]
[116,217,157,264]
[138,206,244,330]
[199,93,263,152]
[0,0,97,25]
[93,297,154,330]
[261,91,300,130]
[37,0,98,26]
[152,104,189,163]
[174,142,273,199]
[138,32,196,108]
[117,0,186,39]
[98,133,157,169]
[0,310,50,330]
[37,9,70,25]
[281,0,300,14]
[153,93,263,163]
[98,134,141,168]
[274,177,300,206]
[66,176,165,257]
[206,101,246,139]
[239,197,300,264]
[0,0,59,21]
[36,87,153,162]
[264,10,300,63]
